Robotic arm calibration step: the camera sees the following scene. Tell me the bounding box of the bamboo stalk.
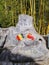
[32,0,34,15]
[22,0,26,14]
[47,24,49,34]
[30,0,33,16]
[33,0,36,30]
[21,0,22,13]
[26,0,27,14]
[11,0,14,26]
[43,0,45,35]
[45,0,49,35]
[39,0,43,34]
[24,0,26,14]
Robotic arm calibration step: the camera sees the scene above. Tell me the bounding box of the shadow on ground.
[0,48,40,65]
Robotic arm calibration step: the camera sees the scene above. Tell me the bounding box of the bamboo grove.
[0,0,49,35]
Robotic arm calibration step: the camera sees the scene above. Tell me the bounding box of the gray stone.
[3,14,49,61]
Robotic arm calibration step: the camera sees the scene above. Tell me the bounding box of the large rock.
[3,14,49,61]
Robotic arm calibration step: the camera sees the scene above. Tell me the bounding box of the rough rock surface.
[0,14,49,62]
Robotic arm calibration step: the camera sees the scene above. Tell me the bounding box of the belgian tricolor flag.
[16,34,24,41]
